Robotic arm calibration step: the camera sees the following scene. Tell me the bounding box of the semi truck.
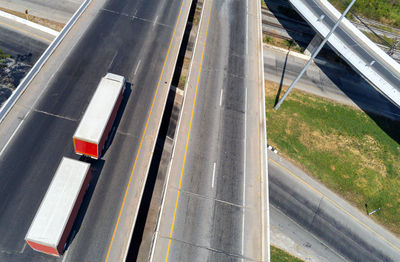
[73,73,125,159]
[25,157,91,256]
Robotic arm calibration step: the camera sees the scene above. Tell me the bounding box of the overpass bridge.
[289,0,400,108]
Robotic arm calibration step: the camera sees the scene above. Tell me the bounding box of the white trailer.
[25,157,91,256]
[73,73,125,159]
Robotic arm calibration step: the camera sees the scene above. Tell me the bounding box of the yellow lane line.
[104,0,187,260]
[0,21,53,43]
[164,0,214,261]
[269,158,400,253]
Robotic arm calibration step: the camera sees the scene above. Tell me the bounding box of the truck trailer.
[25,157,91,256]
[73,73,125,159]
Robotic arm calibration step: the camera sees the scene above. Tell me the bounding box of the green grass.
[0,48,9,68]
[261,0,267,8]
[263,35,305,54]
[265,80,400,235]
[363,31,396,48]
[271,246,304,262]
[329,0,400,27]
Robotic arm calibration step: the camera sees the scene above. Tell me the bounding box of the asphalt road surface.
[150,0,266,261]
[263,45,400,121]
[292,0,400,107]
[0,0,190,261]
[268,152,400,262]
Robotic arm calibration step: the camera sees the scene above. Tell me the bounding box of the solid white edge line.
[242,86,248,261]
[0,115,25,157]
[258,0,270,260]
[123,0,194,260]
[148,0,207,260]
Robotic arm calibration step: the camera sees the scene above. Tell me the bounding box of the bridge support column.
[304,34,323,56]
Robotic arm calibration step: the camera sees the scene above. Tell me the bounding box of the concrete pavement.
[0,0,192,261]
[150,0,266,260]
[263,44,400,121]
[268,151,400,261]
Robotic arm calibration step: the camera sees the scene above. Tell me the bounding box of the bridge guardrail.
[319,0,400,75]
[289,0,400,107]
[0,0,92,124]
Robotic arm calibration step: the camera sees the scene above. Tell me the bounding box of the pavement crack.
[116,130,140,138]
[31,109,77,122]
[202,68,247,80]
[310,196,324,227]
[171,186,244,208]
[157,235,259,261]
[101,8,172,29]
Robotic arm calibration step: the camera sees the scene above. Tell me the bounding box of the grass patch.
[0,48,9,68]
[261,0,267,9]
[329,0,400,28]
[271,246,304,262]
[263,35,305,54]
[265,80,400,235]
[362,31,396,48]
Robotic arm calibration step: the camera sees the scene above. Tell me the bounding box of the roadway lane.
[151,0,266,260]
[0,0,83,23]
[268,152,400,261]
[263,45,400,120]
[0,0,191,261]
[0,16,51,65]
[291,0,400,106]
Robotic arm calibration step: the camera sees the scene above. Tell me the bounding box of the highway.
[268,152,400,261]
[150,0,267,260]
[0,0,191,261]
[290,0,400,107]
[263,45,400,120]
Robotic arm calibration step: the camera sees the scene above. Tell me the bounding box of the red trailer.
[25,157,91,256]
[73,73,125,159]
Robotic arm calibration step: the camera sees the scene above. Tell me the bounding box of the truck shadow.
[64,158,105,253]
[100,82,132,157]
[264,0,400,145]
[63,83,132,253]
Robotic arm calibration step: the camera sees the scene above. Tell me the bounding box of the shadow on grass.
[275,46,291,107]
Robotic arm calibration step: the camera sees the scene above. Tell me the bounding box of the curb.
[0,10,59,36]
[263,43,310,60]
[148,0,206,259]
